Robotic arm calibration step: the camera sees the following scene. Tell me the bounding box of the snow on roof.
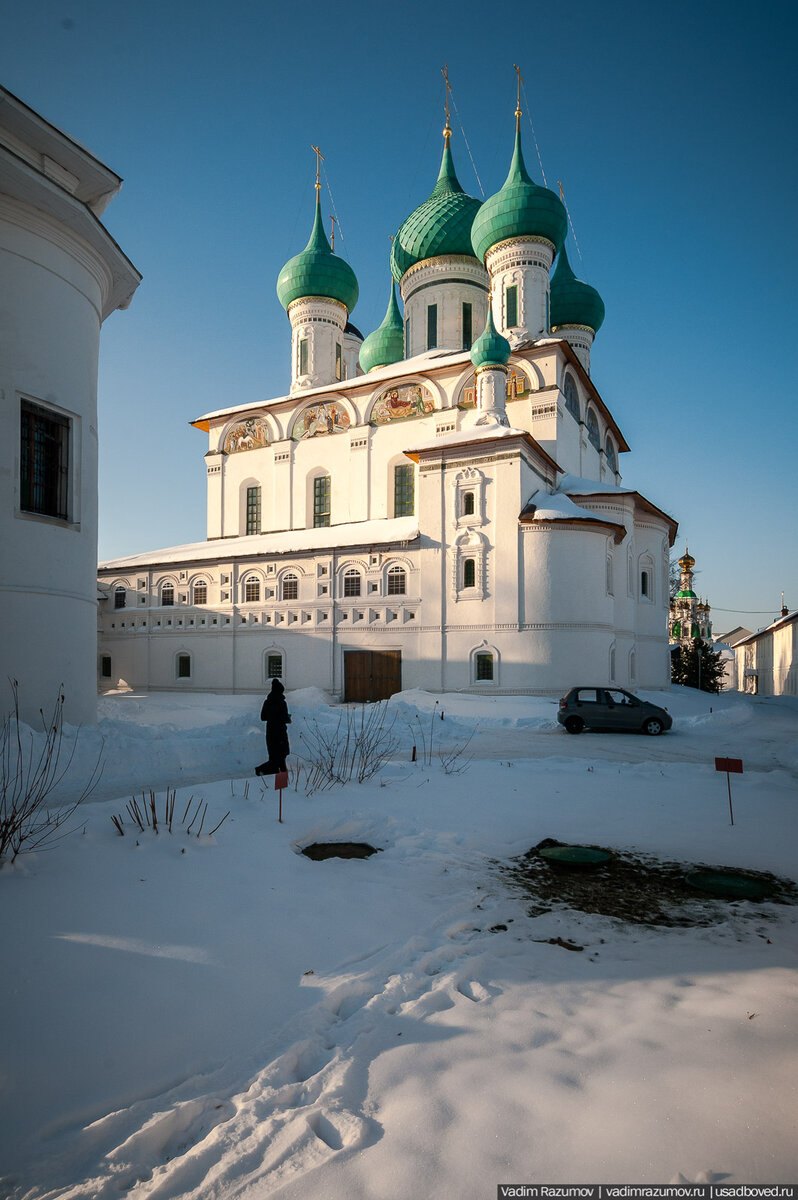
[99,516,419,571]
[523,489,620,526]
[556,473,632,496]
[407,420,530,455]
[735,610,798,646]
[193,349,474,426]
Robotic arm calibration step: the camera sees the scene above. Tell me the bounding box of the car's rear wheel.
[643,717,663,736]
[564,716,584,734]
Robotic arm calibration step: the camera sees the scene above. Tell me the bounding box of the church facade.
[98,109,676,700]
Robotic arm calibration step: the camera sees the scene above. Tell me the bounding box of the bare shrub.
[1,681,102,863]
[298,702,399,794]
[111,788,229,838]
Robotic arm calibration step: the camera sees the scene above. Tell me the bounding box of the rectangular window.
[641,570,650,598]
[335,343,343,381]
[506,285,518,328]
[101,656,112,679]
[246,485,261,535]
[313,475,331,528]
[476,652,494,681]
[427,304,438,350]
[20,399,70,519]
[394,464,415,516]
[177,654,191,679]
[267,654,283,679]
[298,338,309,376]
[462,302,472,350]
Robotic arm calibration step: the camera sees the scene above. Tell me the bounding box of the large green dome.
[550,245,605,333]
[277,191,359,313]
[471,125,567,263]
[470,306,511,370]
[390,134,482,282]
[359,279,404,372]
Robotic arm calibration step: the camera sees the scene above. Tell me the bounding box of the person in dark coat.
[256,678,291,775]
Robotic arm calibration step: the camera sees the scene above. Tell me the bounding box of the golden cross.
[442,64,452,135]
[311,144,324,191]
[330,213,338,250]
[514,64,523,126]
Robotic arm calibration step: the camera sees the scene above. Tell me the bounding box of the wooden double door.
[343,650,401,703]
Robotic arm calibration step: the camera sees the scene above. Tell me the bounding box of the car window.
[575,689,601,703]
[606,689,636,706]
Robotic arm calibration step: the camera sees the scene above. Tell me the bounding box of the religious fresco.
[458,368,532,409]
[223,417,270,453]
[292,401,351,440]
[370,383,435,425]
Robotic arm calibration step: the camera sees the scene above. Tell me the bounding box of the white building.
[733,609,797,697]
[0,87,140,726]
[98,110,676,701]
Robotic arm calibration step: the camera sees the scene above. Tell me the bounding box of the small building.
[0,88,140,725]
[713,626,753,692]
[733,609,797,696]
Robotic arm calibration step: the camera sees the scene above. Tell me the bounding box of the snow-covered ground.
[1,686,797,1197]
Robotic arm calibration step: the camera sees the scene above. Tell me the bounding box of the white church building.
[98,107,677,702]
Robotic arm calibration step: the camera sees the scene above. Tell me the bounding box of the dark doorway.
[344,650,401,702]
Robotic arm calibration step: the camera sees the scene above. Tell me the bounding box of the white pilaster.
[485,236,555,344]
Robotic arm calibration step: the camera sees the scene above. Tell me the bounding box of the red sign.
[274,771,288,790]
[715,757,743,774]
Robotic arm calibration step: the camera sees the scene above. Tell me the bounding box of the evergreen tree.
[670,637,726,692]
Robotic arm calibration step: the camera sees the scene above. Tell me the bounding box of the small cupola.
[359,279,405,373]
[550,244,604,373]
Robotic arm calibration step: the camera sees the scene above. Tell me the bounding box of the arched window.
[313,475,331,528]
[605,436,617,473]
[246,485,261,535]
[463,491,475,516]
[640,569,651,600]
[266,652,283,681]
[244,576,260,603]
[475,651,494,681]
[176,653,191,680]
[161,583,174,607]
[114,586,126,610]
[564,375,580,421]
[394,463,414,516]
[387,565,406,595]
[586,408,600,450]
[463,558,476,589]
[343,568,361,597]
[281,573,298,601]
[193,581,208,606]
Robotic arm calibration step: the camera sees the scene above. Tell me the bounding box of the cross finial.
[330,213,337,249]
[514,64,523,129]
[311,144,325,192]
[442,64,452,138]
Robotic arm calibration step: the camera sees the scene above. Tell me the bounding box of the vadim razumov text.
[497,1187,798,1199]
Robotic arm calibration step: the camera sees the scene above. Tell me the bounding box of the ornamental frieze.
[459,367,531,409]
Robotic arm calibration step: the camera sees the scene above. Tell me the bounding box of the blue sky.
[3,0,797,634]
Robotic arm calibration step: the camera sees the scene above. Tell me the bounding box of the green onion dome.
[677,589,697,599]
[471,125,567,263]
[549,244,605,333]
[277,190,359,313]
[390,133,482,283]
[359,279,404,373]
[470,305,511,370]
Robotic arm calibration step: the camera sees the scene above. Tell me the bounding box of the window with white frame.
[281,573,298,601]
[313,475,331,528]
[193,581,208,605]
[563,374,580,421]
[463,491,475,516]
[394,463,414,516]
[114,586,126,609]
[586,408,600,450]
[20,398,70,520]
[463,558,476,589]
[387,564,406,595]
[343,568,361,597]
[266,653,283,680]
[176,653,191,680]
[161,582,174,606]
[244,575,260,603]
[606,436,618,473]
[606,554,613,595]
[246,485,261,535]
[475,651,494,681]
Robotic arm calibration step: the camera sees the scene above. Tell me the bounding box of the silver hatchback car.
[557,687,672,736]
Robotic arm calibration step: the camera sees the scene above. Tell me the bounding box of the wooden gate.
[344,650,401,702]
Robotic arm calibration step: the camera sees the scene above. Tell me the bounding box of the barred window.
[394,464,414,516]
[387,565,406,595]
[343,569,361,597]
[266,654,283,680]
[176,653,191,679]
[282,573,298,601]
[313,475,331,528]
[20,399,70,520]
[244,576,260,603]
[161,583,174,606]
[463,558,476,589]
[246,485,261,535]
[193,581,208,605]
[463,491,475,516]
[476,652,494,681]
